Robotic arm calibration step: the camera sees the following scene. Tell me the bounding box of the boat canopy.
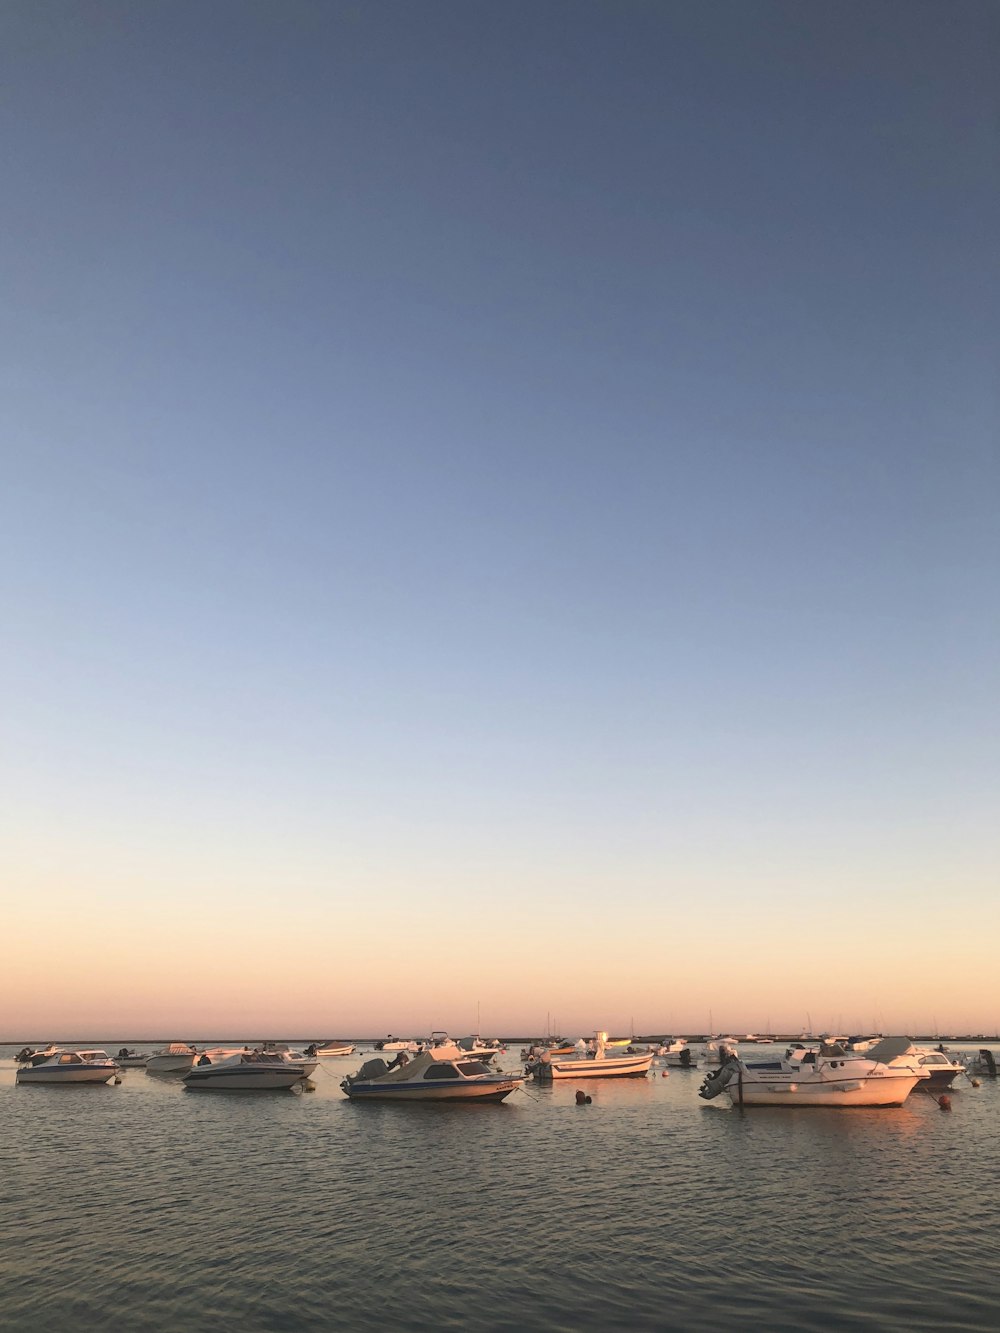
[866,1036,915,1064]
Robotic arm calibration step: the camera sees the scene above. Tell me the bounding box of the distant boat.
[964,1048,997,1078]
[145,1043,198,1074]
[260,1043,319,1076]
[308,1041,356,1057]
[656,1039,700,1068]
[114,1048,149,1067]
[15,1045,58,1065]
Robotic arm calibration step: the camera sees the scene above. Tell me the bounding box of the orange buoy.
[938,1094,951,1110]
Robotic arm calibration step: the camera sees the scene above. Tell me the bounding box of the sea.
[2,1041,999,1331]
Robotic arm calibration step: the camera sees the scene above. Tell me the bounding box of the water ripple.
[1,1050,998,1329]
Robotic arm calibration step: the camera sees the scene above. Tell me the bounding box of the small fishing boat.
[307,1041,356,1057]
[16,1049,120,1085]
[527,1032,653,1081]
[260,1043,319,1076]
[964,1048,997,1078]
[15,1044,59,1064]
[698,1037,927,1108]
[115,1048,149,1067]
[656,1039,700,1068]
[341,1050,523,1102]
[145,1043,199,1073]
[183,1051,310,1091]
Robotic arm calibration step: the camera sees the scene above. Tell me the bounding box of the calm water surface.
[2,1043,999,1330]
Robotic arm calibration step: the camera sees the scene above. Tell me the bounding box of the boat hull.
[183,1069,307,1091]
[724,1073,922,1107]
[16,1067,117,1085]
[540,1054,653,1080]
[342,1079,521,1102]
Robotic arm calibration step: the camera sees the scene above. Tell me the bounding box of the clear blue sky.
[2,2,997,1036]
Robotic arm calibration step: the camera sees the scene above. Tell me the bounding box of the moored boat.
[964,1048,997,1078]
[528,1032,653,1081]
[145,1043,198,1074]
[115,1048,149,1067]
[16,1049,120,1085]
[15,1044,58,1065]
[307,1040,356,1057]
[341,1050,523,1102]
[183,1051,310,1091]
[698,1037,927,1108]
[260,1043,319,1076]
[656,1039,700,1068]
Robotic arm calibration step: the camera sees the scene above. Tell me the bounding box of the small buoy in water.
[661,1070,669,1078]
[585,1095,592,1104]
[575,1090,587,1104]
[970,1078,981,1088]
[938,1094,951,1110]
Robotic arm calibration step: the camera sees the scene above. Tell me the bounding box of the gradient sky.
[2,1,997,1038]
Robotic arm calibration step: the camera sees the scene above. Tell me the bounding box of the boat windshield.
[456,1061,492,1076]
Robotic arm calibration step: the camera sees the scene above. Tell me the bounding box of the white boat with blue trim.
[16,1049,120,1085]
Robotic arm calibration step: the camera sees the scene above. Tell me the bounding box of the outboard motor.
[698,1060,737,1101]
[680,1047,692,1068]
[980,1049,997,1078]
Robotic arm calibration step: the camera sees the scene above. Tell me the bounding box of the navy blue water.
[2,1044,999,1330]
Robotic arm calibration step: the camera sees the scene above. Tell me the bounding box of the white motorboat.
[656,1039,700,1068]
[114,1048,149,1067]
[454,1036,502,1061]
[16,1049,120,1085]
[260,1043,319,1077]
[341,1049,523,1102]
[374,1037,422,1052]
[528,1032,653,1081]
[698,1037,927,1108]
[145,1043,198,1074]
[964,1048,997,1078]
[785,1039,964,1094]
[849,1038,964,1093]
[15,1044,58,1065]
[307,1041,356,1057]
[183,1051,310,1091]
[701,1036,740,1065]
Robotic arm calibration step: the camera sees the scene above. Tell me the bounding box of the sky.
[2,1,997,1039]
